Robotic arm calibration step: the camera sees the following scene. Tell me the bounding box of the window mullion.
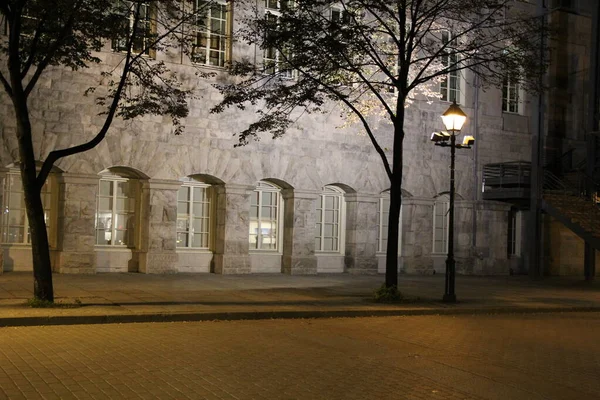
[112,181,117,245]
[188,187,193,249]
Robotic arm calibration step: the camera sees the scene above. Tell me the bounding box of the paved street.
[1,313,599,400]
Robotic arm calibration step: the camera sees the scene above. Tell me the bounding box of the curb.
[2,306,600,327]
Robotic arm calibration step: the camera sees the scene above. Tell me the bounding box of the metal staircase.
[542,170,600,250]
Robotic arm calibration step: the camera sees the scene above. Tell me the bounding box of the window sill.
[192,62,227,71]
[249,250,282,255]
[315,252,343,256]
[94,246,134,252]
[176,248,213,253]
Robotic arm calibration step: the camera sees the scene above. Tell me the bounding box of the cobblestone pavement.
[1,313,599,400]
[2,273,600,326]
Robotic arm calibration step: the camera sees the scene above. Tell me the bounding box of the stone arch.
[261,177,294,190]
[324,182,355,194]
[5,161,64,173]
[99,165,149,180]
[434,191,463,200]
[380,188,414,198]
[186,173,225,186]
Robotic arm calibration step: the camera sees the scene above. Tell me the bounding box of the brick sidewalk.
[1,272,600,326]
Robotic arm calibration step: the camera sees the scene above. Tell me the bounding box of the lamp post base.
[442,293,457,303]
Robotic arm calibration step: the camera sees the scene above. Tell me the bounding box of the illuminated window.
[264,0,295,78]
[249,181,281,251]
[440,31,461,103]
[433,194,449,254]
[112,1,153,55]
[502,77,520,113]
[192,0,229,67]
[177,181,212,249]
[315,186,345,252]
[96,175,137,246]
[0,171,53,245]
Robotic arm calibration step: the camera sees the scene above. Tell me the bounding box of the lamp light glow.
[441,100,467,132]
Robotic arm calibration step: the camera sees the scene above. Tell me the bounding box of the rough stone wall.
[0,8,537,275]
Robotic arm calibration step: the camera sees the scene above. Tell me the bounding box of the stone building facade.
[0,2,534,275]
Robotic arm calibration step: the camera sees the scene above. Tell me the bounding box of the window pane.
[114,230,127,246]
[193,218,203,233]
[116,181,130,197]
[7,209,25,226]
[99,180,112,196]
[193,187,205,200]
[192,233,207,248]
[325,196,334,209]
[178,187,190,201]
[178,201,189,215]
[115,213,132,230]
[177,232,188,247]
[176,218,188,231]
[96,229,110,245]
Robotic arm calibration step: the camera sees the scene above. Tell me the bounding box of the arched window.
[315,185,345,253]
[177,179,212,249]
[96,172,138,247]
[376,190,402,254]
[433,194,450,254]
[0,170,54,245]
[249,181,282,251]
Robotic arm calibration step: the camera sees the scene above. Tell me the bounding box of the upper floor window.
[440,31,461,103]
[112,1,153,55]
[433,194,449,254]
[177,181,212,249]
[249,181,282,251]
[264,0,295,78]
[315,186,345,253]
[192,0,229,67]
[502,77,521,114]
[0,171,54,246]
[96,175,137,247]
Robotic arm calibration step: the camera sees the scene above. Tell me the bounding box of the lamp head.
[461,135,475,147]
[430,131,450,143]
[441,100,467,132]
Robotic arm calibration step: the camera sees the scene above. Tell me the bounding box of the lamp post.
[431,101,473,303]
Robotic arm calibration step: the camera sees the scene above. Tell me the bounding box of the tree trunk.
[14,99,54,302]
[23,171,54,302]
[385,106,405,288]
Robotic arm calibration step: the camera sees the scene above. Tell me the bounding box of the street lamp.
[431,100,473,303]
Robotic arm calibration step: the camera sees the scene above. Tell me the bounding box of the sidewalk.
[1,272,600,327]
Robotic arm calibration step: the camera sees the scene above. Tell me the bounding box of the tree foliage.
[213,0,547,287]
[0,0,210,300]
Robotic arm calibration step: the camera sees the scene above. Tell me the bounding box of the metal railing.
[482,161,531,190]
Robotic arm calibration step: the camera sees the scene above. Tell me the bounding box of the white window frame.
[176,180,213,250]
[439,31,464,104]
[432,194,450,254]
[191,0,230,67]
[249,181,283,252]
[0,170,55,247]
[502,77,522,114]
[376,193,402,255]
[263,0,296,79]
[112,1,153,55]
[508,209,521,257]
[95,174,138,247]
[315,186,346,254]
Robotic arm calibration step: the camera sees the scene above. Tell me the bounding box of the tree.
[0,0,209,301]
[213,0,546,288]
